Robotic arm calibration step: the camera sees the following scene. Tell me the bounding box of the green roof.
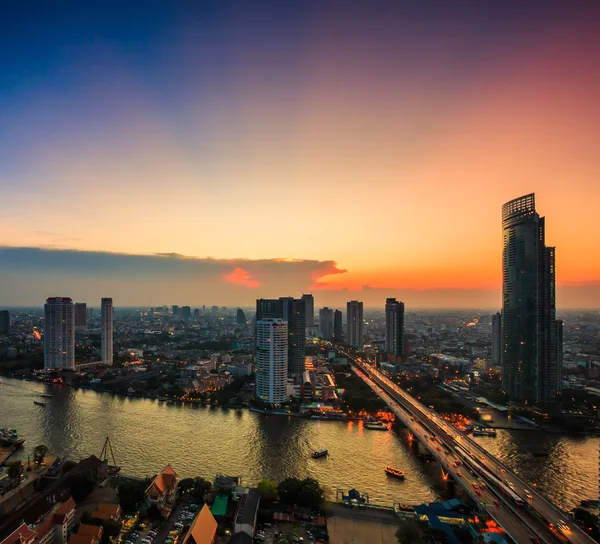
[211,495,228,517]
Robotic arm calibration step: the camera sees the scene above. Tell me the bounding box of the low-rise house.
[233,488,260,538]
[145,465,178,515]
[32,497,76,544]
[90,502,121,522]
[0,524,36,544]
[180,504,217,544]
[67,524,103,544]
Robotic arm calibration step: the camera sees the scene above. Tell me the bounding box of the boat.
[385,466,405,479]
[365,421,388,431]
[0,428,25,447]
[40,394,52,399]
[311,449,328,459]
[34,400,46,406]
[472,427,497,437]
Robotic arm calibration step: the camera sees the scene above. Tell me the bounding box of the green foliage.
[118,478,151,514]
[33,444,48,464]
[256,479,278,502]
[277,477,324,509]
[179,478,195,493]
[69,470,98,502]
[63,460,78,473]
[100,520,121,543]
[147,504,163,521]
[7,461,22,479]
[395,519,427,543]
[191,477,212,500]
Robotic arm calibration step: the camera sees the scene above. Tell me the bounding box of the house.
[90,502,121,522]
[0,524,36,544]
[33,497,76,544]
[68,524,103,544]
[145,465,178,514]
[180,504,217,544]
[233,488,260,537]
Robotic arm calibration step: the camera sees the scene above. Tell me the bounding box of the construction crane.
[99,436,121,475]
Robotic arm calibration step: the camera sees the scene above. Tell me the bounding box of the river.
[0,377,596,510]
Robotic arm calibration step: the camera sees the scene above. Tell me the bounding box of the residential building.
[90,502,121,522]
[44,297,75,369]
[0,310,9,334]
[74,303,87,329]
[67,524,102,544]
[255,319,288,404]
[181,504,217,544]
[301,293,314,327]
[333,310,343,343]
[234,488,260,538]
[101,298,113,366]
[502,194,562,404]
[31,497,76,544]
[0,524,36,544]
[491,312,502,366]
[346,300,364,348]
[385,298,405,360]
[256,298,306,375]
[145,465,179,515]
[319,308,334,341]
[236,309,246,326]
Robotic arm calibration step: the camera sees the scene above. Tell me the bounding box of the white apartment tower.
[255,318,288,404]
[44,297,75,369]
[101,298,114,365]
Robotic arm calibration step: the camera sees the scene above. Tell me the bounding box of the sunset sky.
[1,1,599,308]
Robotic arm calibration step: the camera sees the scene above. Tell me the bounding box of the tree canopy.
[257,479,278,502]
[277,477,324,509]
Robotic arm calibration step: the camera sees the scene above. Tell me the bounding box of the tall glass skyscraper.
[44,297,75,369]
[502,194,562,404]
[346,300,364,348]
[385,298,405,360]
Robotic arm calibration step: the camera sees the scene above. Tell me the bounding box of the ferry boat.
[34,400,46,406]
[40,394,52,399]
[0,428,25,447]
[311,449,328,459]
[472,427,497,437]
[385,466,405,479]
[365,421,388,431]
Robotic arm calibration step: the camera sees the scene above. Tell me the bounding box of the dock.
[0,446,17,465]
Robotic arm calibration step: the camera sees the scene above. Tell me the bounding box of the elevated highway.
[343,353,595,544]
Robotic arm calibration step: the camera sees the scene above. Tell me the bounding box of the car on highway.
[457,472,463,477]
[472,483,479,489]
[475,490,482,496]
[493,500,500,506]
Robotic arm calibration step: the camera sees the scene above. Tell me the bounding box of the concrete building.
[44,297,75,369]
[346,300,364,348]
[255,319,288,404]
[101,298,113,366]
[234,488,260,538]
[333,310,343,343]
[319,307,334,341]
[502,194,562,404]
[74,303,87,329]
[491,312,502,366]
[0,310,10,334]
[385,298,405,360]
[301,293,314,328]
[236,308,246,325]
[181,306,191,320]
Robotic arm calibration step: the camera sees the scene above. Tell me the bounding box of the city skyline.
[1,2,600,308]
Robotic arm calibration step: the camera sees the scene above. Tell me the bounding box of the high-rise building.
[44,297,75,369]
[172,305,180,316]
[333,310,343,342]
[491,312,502,366]
[193,308,200,319]
[319,307,334,341]
[101,298,114,366]
[256,298,306,375]
[0,310,11,334]
[346,301,364,348]
[255,318,288,404]
[301,294,314,328]
[181,306,191,320]
[502,194,562,404]
[74,303,87,328]
[385,298,405,360]
[237,308,247,325]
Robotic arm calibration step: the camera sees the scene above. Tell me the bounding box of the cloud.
[224,267,260,288]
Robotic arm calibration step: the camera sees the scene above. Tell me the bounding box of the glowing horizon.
[1,2,599,308]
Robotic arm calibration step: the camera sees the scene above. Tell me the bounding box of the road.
[342,351,596,544]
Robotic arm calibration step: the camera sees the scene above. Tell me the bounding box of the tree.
[118,478,150,514]
[277,478,304,506]
[63,460,78,473]
[395,519,427,543]
[69,470,98,502]
[179,478,195,495]
[33,444,48,465]
[191,477,212,501]
[147,504,164,522]
[7,461,22,479]
[257,479,278,502]
[100,520,121,543]
[277,478,324,509]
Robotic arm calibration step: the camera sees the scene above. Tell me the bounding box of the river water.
[0,378,596,510]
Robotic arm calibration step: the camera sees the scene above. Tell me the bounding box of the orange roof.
[55,497,76,516]
[146,465,178,497]
[68,535,96,544]
[97,502,120,515]
[182,505,217,544]
[77,525,102,540]
[90,511,111,521]
[1,523,37,544]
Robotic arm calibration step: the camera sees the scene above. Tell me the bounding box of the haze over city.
[1,1,599,307]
